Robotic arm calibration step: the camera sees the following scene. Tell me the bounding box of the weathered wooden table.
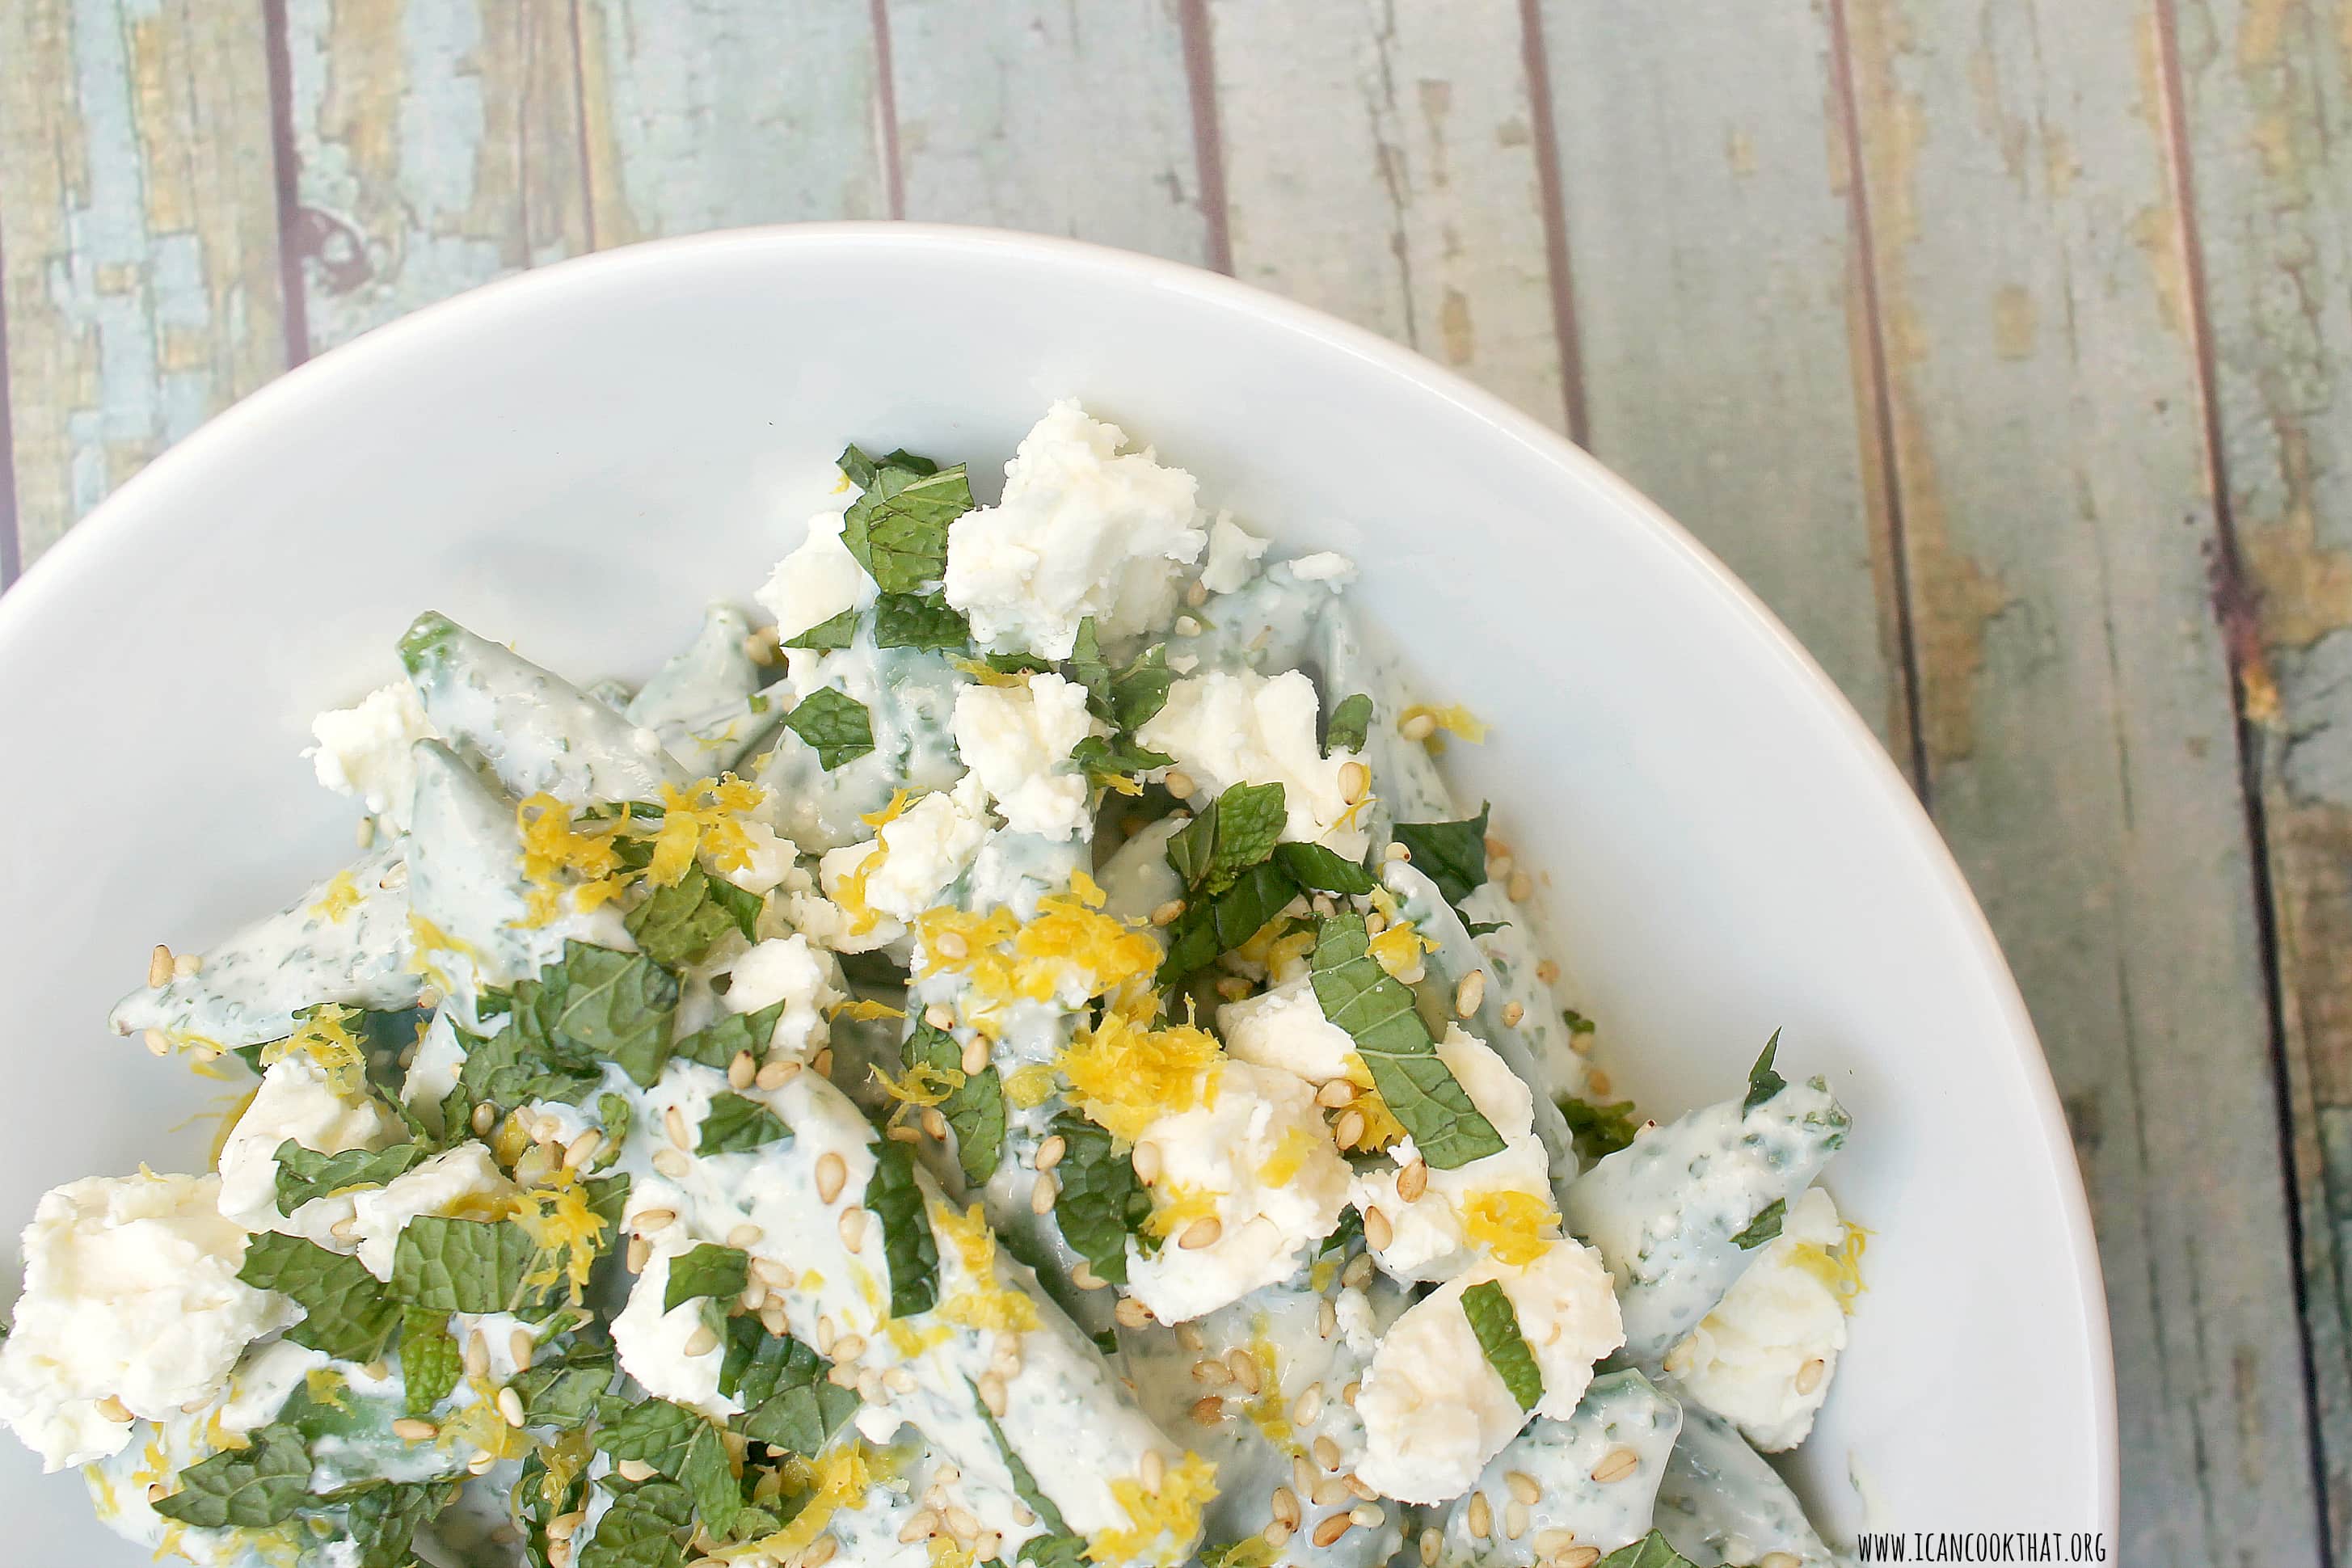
[0,1,2343,1558]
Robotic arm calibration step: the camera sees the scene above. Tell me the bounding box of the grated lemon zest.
[871,1060,962,1107]
[1002,1063,1058,1109]
[1088,1451,1218,1566]
[1144,1182,1223,1241]
[1338,1056,1406,1152]
[1256,1126,1319,1188]
[913,883,1158,1037]
[832,997,906,1022]
[310,870,363,923]
[1461,1189,1563,1267]
[508,1169,611,1302]
[648,775,769,887]
[736,1444,871,1559]
[1398,702,1488,753]
[1239,1330,1290,1446]
[950,658,1032,689]
[1069,869,1107,908]
[407,913,483,995]
[1368,921,1432,982]
[260,1003,367,1097]
[1060,990,1223,1142]
[516,793,628,926]
[929,1203,1042,1334]
[1791,1220,1871,1313]
[303,1367,350,1412]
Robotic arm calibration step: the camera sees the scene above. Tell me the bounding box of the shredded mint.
[237,1231,401,1362]
[479,939,681,1094]
[1560,1098,1643,1165]
[905,1022,1005,1186]
[783,685,875,771]
[1067,618,1115,716]
[1595,1531,1700,1568]
[972,1376,1068,1533]
[1309,913,1506,1169]
[727,1331,858,1454]
[596,1091,634,1162]
[1049,1112,1153,1286]
[1325,693,1373,753]
[1461,1279,1545,1411]
[837,445,973,593]
[513,1336,618,1427]
[1391,803,1492,915]
[1020,1536,1093,1568]
[597,1399,708,1472]
[698,1092,790,1155]
[272,1140,423,1215]
[664,1244,751,1313]
[344,1477,461,1568]
[1730,1197,1788,1251]
[390,1216,541,1314]
[1272,841,1376,895]
[1108,643,1178,731]
[578,1475,696,1568]
[1071,732,1176,788]
[1743,1029,1787,1112]
[1157,860,1303,984]
[398,1307,461,1416]
[152,1422,311,1528]
[1166,781,1288,893]
[868,1138,940,1317]
[670,1001,784,1072]
[782,606,861,652]
[626,865,756,970]
[875,590,972,651]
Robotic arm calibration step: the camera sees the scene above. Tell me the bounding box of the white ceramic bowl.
[0,225,2114,1557]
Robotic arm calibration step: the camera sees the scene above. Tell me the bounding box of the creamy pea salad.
[0,403,1865,1568]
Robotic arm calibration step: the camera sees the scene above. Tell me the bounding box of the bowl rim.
[0,221,2118,1524]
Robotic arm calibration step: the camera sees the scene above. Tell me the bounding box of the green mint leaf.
[390,1216,541,1314]
[1068,618,1115,718]
[513,1335,618,1429]
[626,864,744,971]
[1461,1279,1545,1411]
[1049,1113,1153,1286]
[1465,918,1510,937]
[1559,1098,1644,1165]
[680,1419,742,1540]
[841,443,938,490]
[1595,1530,1702,1568]
[1157,860,1302,984]
[1070,733,1176,789]
[671,1002,785,1071]
[1109,643,1178,732]
[272,1140,424,1215]
[729,1333,858,1455]
[596,1400,709,1473]
[1020,1535,1094,1568]
[875,590,972,652]
[152,1422,311,1528]
[237,1232,401,1363]
[981,650,1059,677]
[783,686,876,772]
[584,1172,633,1232]
[596,1091,635,1161]
[1309,913,1507,1170]
[1319,1207,1365,1258]
[1325,693,1373,753]
[344,1477,461,1568]
[906,1021,1005,1186]
[1272,841,1376,895]
[398,1307,461,1417]
[484,940,681,1094]
[1391,803,1492,915]
[664,1244,751,1313]
[1730,1197,1788,1251]
[516,1448,588,1568]
[782,605,862,652]
[972,1376,1067,1533]
[838,449,974,593]
[698,1092,790,1155]
[1562,1008,1598,1039]
[1743,1029,1787,1113]
[868,1138,940,1317]
[706,877,766,942]
[578,1476,696,1568]
[1166,781,1288,894]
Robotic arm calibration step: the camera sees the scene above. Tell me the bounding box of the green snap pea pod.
[1563,1077,1849,1364]
[1425,1371,1682,1567]
[398,610,682,803]
[1383,862,1579,1184]
[1652,1400,1838,1567]
[108,841,421,1052]
[1455,880,1598,1109]
[750,644,963,851]
[624,604,769,770]
[1309,601,1460,837]
[1170,562,1341,678]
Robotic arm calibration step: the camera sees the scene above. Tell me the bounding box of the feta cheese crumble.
[1136,669,1365,854]
[1199,513,1271,594]
[214,1053,401,1237]
[755,508,875,643]
[349,1144,515,1279]
[1215,977,1359,1084]
[1667,1186,1851,1451]
[307,681,436,832]
[721,934,845,1060]
[815,772,994,942]
[950,672,1098,841]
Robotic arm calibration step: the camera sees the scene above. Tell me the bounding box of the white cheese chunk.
[0,1172,300,1470]
[1122,1060,1351,1323]
[815,772,994,944]
[1288,551,1358,584]
[950,674,1097,841]
[723,820,801,896]
[942,401,1204,659]
[1666,1186,1850,1451]
[722,934,844,1060]
[755,508,874,643]
[307,681,436,832]
[1216,978,1359,1085]
[1136,669,1366,854]
[350,1144,515,1279]
[1355,1239,1624,1503]
[1199,513,1271,594]
[612,1241,736,1415]
[215,1054,400,1237]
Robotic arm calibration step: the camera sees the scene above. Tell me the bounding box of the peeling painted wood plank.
[1536,0,1912,757]
[883,0,1210,265]
[575,0,887,246]
[2172,0,2352,1544]
[1844,0,2318,1559]
[0,0,287,567]
[1203,0,1566,428]
[282,0,589,352]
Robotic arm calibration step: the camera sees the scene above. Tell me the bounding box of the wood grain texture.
[884,0,1210,265]
[0,0,286,566]
[2170,0,2352,1543]
[1203,0,1566,428]
[576,0,887,245]
[1536,0,1913,757]
[1844,0,2317,1560]
[281,0,588,352]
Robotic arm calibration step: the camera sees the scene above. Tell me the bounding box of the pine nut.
[147,946,174,988]
[1506,1470,1541,1505]
[617,1458,658,1482]
[816,1152,848,1203]
[1363,1206,1394,1251]
[1396,1159,1429,1202]
[563,1129,602,1169]
[511,1328,536,1368]
[1455,970,1486,1017]
[1292,1384,1325,1425]
[1164,769,1196,799]
[1191,1395,1225,1424]
[1467,1490,1493,1539]
[961,1036,988,1076]
[727,1222,764,1249]
[757,1058,800,1090]
[1031,1174,1058,1214]
[497,1387,526,1427]
[651,1148,690,1178]
[1035,1135,1067,1170]
[1505,1500,1529,1539]
[839,1208,867,1251]
[1313,1515,1353,1548]
[728,1052,757,1088]
[391,1418,436,1441]
[683,1323,719,1357]
[1796,1357,1827,1394]
[1334,1109,1367,1148]
[1590,1447,1640,1484]
[1150,899,1187,926]
[1178,1216,1222,1250]
[1315,1079,1359,1108]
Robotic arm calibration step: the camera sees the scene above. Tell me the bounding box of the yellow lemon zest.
[928,1537,978,1568]
[203,1086,261,1166]
[491,1111,535,1170]
[1791,1220,1872,1312]
[1069,868,1107,908]
[515,793,629,926]
[741,1444,871,1559]
[913,883,1158,1035]
[1338,1056,1407,1152]
[1060,1000,1223,1143]
[831,789,917,938]
[1011,896,1162,1001]
[1003,1062,1059,1109]
[407,913,483,994]
[508,1169,611,1302]
[1461,1189,1563,1267]
[1263,926,1317,982]
[1239,1331,1290,1446]
[648,775,769,886]
[930,1203,1042,1334]
[310,870,363,923]
[1203,1542,1280,1568]
[1144,1182,1223,1241]
[871,1060,963,1107]
[1309,1256,1340,1294]
[1088,1451,1219,1566]
[950,657,1032,689]
[1256,1125,1319,1188]
[440,1384,532,1462]
[1098,772,1144,797]
[1368,921,1433,981]
[303,1367,350,1412]
[862,789,917,831]
[885,1317,954,1359]
[832,997,907,1022]
[260,1004,367,1096]
[1398,702,1488,753]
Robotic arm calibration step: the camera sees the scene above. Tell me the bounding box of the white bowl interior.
[0,226,2113,1556]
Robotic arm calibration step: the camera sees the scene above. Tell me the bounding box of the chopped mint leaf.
[1461,1279,1545,1411]
[782,605,861,652]
[1166,781,1288,894]
[597,1399,709,1473]
[1109,643,1178,731]
[398,1307,461,1416]
[1158,860,1302,984]
[626,865,745,970]
[1595,1531,1701,1568]
[584,1172,632,1233]
[1272,841,1376,895]
[237,1231,401,1362]
[596,1091,634,1161]
[1048,1112,1153,1286]
[783,685,875,771]
[1068,618,1115,717]
[1392,803,1492,915]
[729,1332,858,1455]
[1559,1097,1643,1165]
[837,446,973,593]
[664,1244,751,1313]
[345,1477,461,1568]
[1743,1029,1787,1112]
[1730,1197,1788,1251]
[1309,913,1506,1170]
[671,1002,784,1072]
[152,1422,311,1527]
[698,1092,790,1155]
[875,590,972,651]
[477,939,680,1095]
[578,1474,696,1568]
[390,1216,541,1314]
[680,1418,741,1539]
[513,1335,618,1428]
[906,1021,1005,1186]
[272,1140,424,1215]
[516,1449,588,1568]
[869,1138,940,1317]
[839,444,938,488]
[1020,1535,1094,1568]
[1562,1008,1597,1038]
[1071,732,1176,789]
[1318,1207,1364,1258]
[1325,693,1373,753]
[972,1376,1068,1533]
